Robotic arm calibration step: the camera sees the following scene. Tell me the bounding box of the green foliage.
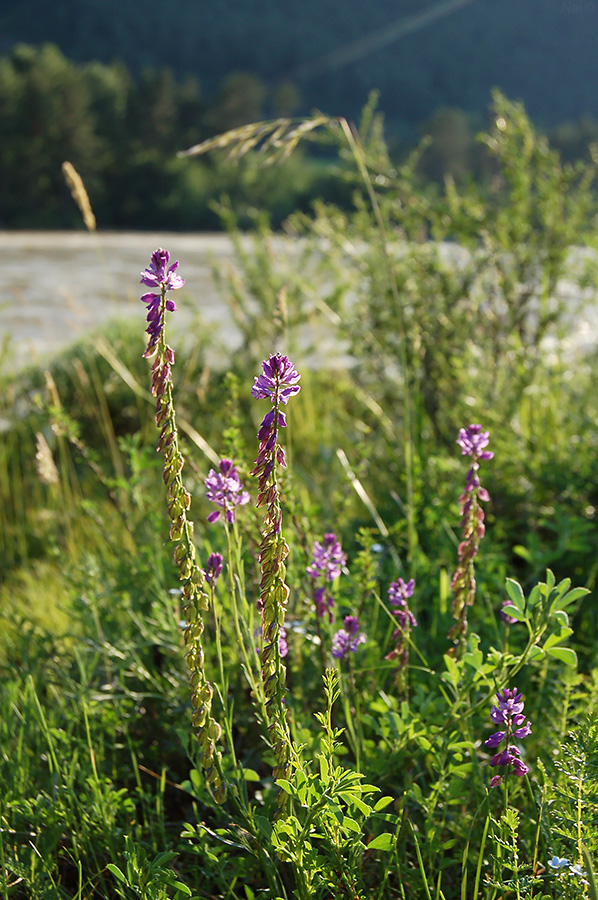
[3,92,598,899]
[0,43,337,230]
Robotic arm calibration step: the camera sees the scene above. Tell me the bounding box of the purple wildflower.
[388,578,418,630]
[307,532,346,622]
[142,248,224,801]
[313,586,335,622]
[252,353,301,406]
[457,424,494,461]
[388,577,415,606]
[448,424,493,652]
[205,459,250,524]
[332,615,366,659]
[307,533,347,581]
[279,626,289,659]
[251,355,301,800]
[140,248,184,359]
[251,353,301,530]
[204,552,224,588]
[485,687,532,786]
[386,579,417,690]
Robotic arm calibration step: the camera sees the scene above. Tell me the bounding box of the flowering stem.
[208,577,239,774]
[225,521,269,728]
[251,353,301,809]
[140,249,225,803]
[448,425,493,655]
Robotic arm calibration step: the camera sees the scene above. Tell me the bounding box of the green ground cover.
[1,94,598,899]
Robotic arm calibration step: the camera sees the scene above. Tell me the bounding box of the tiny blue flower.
[548,856,569,870]
[569,864,586,878]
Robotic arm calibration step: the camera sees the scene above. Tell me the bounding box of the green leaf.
[255,815,273,841]
[463,648,483,670]
[416,735,432,751]
[106,864,127,884]
[173,882,193,897]
[374,796,394,812]
[319,755,329,784]
[368,832,395,851]
[547,646,578,667]
[505,579,525,612]
[528,645,545,661]
[528,585,543,609]
[443,653,462,688]
[276,779,296,797]
[513,545,532,562]
[563,587,591,603]
[242,768,261,782]
[501,603,526,622]
[153,851,178,868]
[342,816,361,834]
[551,587,590,612]
[340,791,372,817]
[543,628,573,651]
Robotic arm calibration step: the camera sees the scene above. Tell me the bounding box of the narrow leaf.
[106,864,127,884]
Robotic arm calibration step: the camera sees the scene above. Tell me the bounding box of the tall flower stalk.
[385,577,417,694]
[251,353,300,801]
[485,687,532,787]
[141,248,225,802]
[448,424,493,653]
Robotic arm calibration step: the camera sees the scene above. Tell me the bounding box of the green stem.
[337,117,418,563]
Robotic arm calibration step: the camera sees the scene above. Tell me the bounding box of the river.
[2,230,597,373]
[0,231,244,370]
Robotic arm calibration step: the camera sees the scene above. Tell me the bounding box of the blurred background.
[1,0,598,230]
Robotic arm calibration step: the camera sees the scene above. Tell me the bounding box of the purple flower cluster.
[251,353,301,531]
[456,424,494,461]
[307,533,346,622]
[388,578,418,631]
[457,424,492,502]
[204,552,224,588]
[252,354,301,406]
[251,354,301,796]
[448,424,493,650]
[385,578,417,684]
[331,615,366,659]
[140,248,184,359]
[279,626,289,659]
[307,533,346,581]
[141,249,223,801]
[485,687,532,786]
[205,459,250,524]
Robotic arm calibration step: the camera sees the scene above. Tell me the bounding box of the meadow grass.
[1,92,598,899]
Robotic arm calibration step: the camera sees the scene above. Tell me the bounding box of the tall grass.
[1,91,598,898]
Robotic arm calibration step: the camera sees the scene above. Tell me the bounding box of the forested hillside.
[2,0,598,131]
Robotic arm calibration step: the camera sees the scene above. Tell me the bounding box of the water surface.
[0,231,240,368]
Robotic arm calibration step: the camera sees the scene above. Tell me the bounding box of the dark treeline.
[0,43,344,230]
[4,0,598,131]
[2,42,598,231]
